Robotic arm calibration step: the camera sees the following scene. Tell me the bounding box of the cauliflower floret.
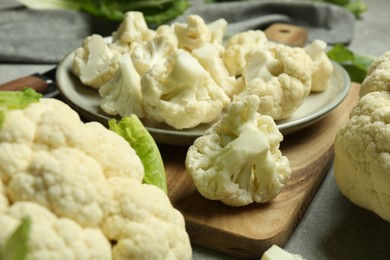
[174,15,225,52]
[102,177,192,260]
[0,98,144,226]
[0,181,8,213]
[359,51,390,97]
[192,43,244,98]
[131,32,177,76]
[185,94,291,206]
[334,91,390,222]
[222,30,268,77]
[0,202,112,260]
[239,44,313,120]
[72,34,121,89]
[141,49,230,130]
[99,54,145,118]
[303,39,333,92]
[109,11,155,54]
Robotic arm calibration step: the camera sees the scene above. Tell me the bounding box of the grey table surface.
[0,0,389,259]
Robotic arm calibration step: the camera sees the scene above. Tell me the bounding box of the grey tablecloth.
[0,0,355,64]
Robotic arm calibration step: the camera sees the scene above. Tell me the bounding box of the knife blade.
[0,66,59,98]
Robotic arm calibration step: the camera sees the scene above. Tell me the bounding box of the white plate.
[56,51,350,146]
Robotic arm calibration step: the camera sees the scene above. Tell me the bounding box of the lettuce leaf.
[109,115,167,193]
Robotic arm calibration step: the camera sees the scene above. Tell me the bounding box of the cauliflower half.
[0,95,192,259]
[185,94,291,206]
[334,91,390,221]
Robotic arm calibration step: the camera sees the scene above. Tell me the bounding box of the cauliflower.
[99,54,144,118]
[109,11,155,54]
[141,49,230,129]
[303,39,333,92]
[222,30,269,77]
[192,43,244,98]
[72,34,121,89]
[359,51,390,97]
[261,245,304,260]
[185,94,291,206]
[0,202,112,260]
[131,32,177,76]
[0,181,7,213]
[239,43,313,120]
[173,15,225,52]
[334,90,390,222]
[102,177,192,260]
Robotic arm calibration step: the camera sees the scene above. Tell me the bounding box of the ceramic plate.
[56,51,350,146]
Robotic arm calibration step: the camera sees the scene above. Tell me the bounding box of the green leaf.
[0,88,42,128]
[327,44,375,83]
[109,115,167,193]
[0,217,31,260]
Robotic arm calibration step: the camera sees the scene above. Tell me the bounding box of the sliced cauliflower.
[359,51,390,97]
[239,43,313,120]
[192,43,244,98]
[109,11,155,54]
[185,94,291,206]
[334,91,390,222]
[0,202,112,260]
[102,177,192,260]
[99,54,144,118]
[303,39,333,92]
[72,34,121,89]
[222,30,269,77]
[141,49,230,129]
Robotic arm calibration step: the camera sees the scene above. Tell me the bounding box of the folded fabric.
[0,0,354,64]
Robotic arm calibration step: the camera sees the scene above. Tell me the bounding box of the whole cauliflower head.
[141,49,230,130]
[334,91,390,222]
[185,94,291,206]
[240,43,313,120]
[102,177,192,260]
[360,51,390,97]
[222,30,268,77]
[0,98,144,226]
[109,11,155,54]
[72,34,121,89]
[0,202,112,260]
[303,39,333,92]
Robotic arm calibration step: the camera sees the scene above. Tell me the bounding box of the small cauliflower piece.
[334,91,390,222]
[72,34,121,89]
[185,94,291,206]
[0,202,112,260]
[99,54,145,118]
[240,44,313,120]
[359,51,390,97]
[141,49,230,130]
[261,245,305,260]
[102,177,192,260]
[222,30,268,77]
[109,11,155,54]
[303,39,333,92]
[131,32,177,76]
[192,43,244,98]
[0,181,8,213]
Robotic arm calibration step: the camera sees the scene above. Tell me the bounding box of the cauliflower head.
[303,39,333,92]
[360,51,390,97]
[0,202,112,260]
[334,91,390,222]
[72,34,121,89]
[185,94,291,206]
[141,49,230,129]
[222,30,268,77]
[240,43,313,120]
[0,98,144,226]
[99,54,144,118]
[102,177,192,260]
[109,11,155,54]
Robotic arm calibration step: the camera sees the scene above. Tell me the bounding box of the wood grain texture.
[161,83,361,259]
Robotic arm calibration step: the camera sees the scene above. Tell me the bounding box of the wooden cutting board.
[159,83,360,259]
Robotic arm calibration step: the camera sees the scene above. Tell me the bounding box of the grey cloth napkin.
[0,0,355,64]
